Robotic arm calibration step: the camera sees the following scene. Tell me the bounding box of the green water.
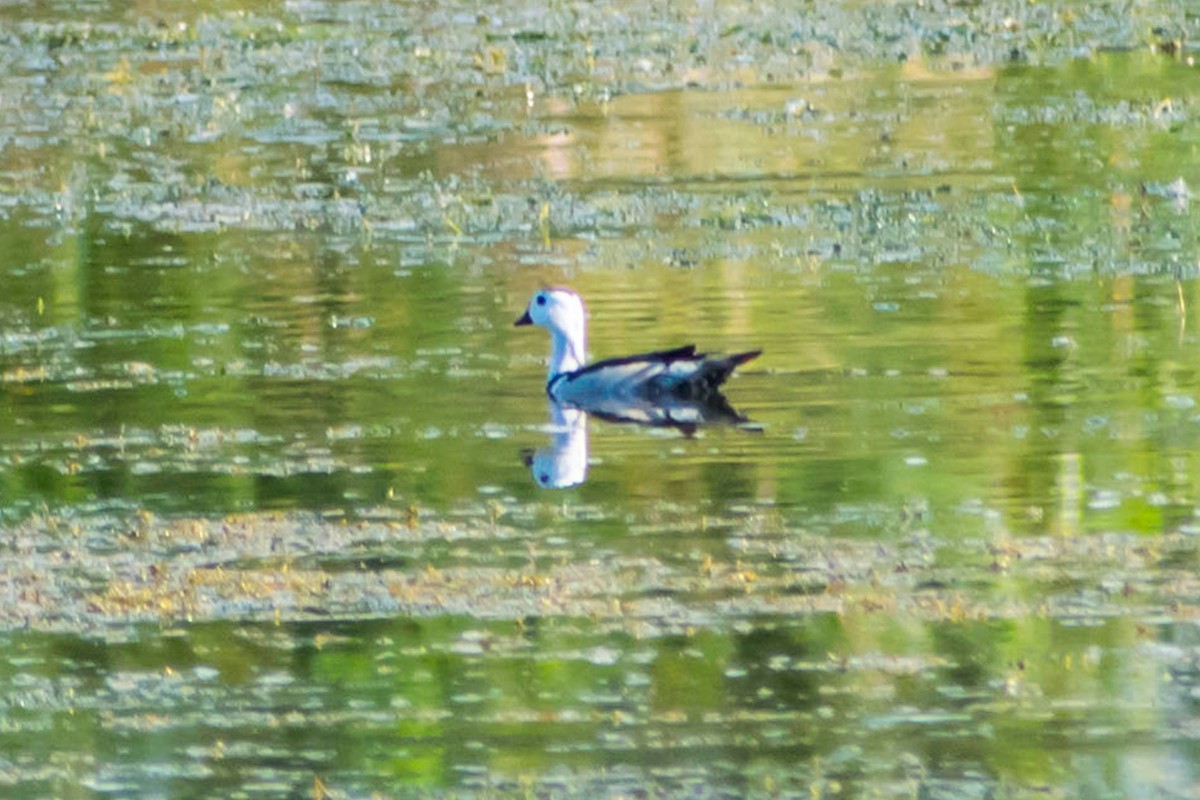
[2,1,1200,797]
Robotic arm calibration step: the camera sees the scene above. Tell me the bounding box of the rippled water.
[2,1,1200,798]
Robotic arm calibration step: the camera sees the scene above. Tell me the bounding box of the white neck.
[548,325,586,380]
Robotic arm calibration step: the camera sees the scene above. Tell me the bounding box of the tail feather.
[681,349,762,397]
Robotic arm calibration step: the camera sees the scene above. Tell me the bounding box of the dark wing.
[565,345,700,378]
[550,345,761,400]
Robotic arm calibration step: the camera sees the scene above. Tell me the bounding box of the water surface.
[2,1,1200,797]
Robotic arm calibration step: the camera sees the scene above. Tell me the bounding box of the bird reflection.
[523,402,589,489]
[522,393,755,489]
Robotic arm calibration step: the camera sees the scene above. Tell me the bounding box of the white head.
[515,287,588,379]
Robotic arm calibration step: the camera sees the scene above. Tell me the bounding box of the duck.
[515,287,761,405]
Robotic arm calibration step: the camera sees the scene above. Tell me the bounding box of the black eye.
[539,473,549,484]
[536,295,546,306]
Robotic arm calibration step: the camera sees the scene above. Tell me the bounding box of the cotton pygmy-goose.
[515,287,760,405]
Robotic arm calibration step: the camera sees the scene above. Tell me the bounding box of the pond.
[2,1,1200,797]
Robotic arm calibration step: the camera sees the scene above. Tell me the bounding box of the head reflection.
[523,403,589,489]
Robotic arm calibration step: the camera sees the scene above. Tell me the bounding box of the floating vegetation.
[0,506,1196,798]
[0,507,1187,633]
